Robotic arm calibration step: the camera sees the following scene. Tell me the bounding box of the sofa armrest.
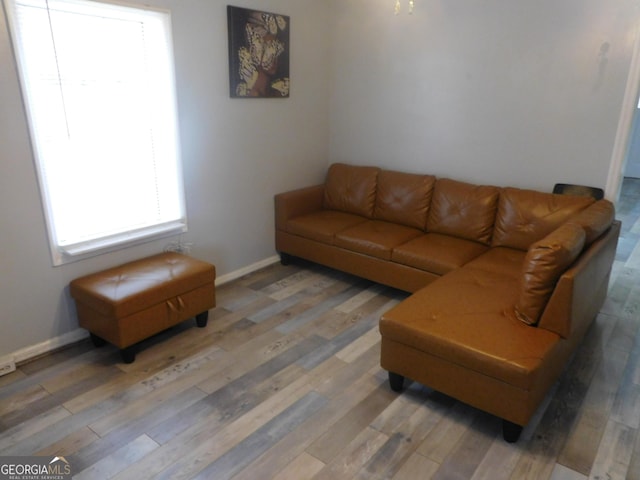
[538,220,620,339]
[275,184,325,231]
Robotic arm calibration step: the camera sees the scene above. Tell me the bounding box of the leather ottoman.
[70,252,216,363]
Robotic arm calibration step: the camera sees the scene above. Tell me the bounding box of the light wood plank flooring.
[1,178,640,479]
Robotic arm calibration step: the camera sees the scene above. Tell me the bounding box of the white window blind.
[3,0,186,265]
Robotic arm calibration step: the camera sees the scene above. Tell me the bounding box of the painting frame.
[227,5,290,98]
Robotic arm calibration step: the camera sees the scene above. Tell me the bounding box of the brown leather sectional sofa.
[274,163,620,442]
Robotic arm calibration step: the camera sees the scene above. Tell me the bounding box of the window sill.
[52,221,187,266]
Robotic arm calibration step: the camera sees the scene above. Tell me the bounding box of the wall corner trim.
[606,24,640,202]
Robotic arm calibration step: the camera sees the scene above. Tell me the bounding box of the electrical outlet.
[0,358,16,377]
[164,239,193,255]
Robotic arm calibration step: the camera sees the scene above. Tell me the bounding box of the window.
[3,0,186,265]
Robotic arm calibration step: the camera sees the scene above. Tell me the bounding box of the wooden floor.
[1,179,640,479]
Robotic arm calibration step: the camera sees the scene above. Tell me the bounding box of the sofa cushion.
[379,266,561,390]
[286,211,367,244]
[334,220,423,260]
[464,246,526,279]
[374,170,435,230]
[392,233,489,275]
[568,199,614,246]
[492,188,594,250]
[323,163,380,218]
[426,179,499,245]
[515,222,586,326]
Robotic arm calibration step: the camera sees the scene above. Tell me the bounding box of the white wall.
[328,0,640,191]
[0,0,331,358]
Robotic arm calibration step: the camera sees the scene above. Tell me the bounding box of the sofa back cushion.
[374,170,436,229]
[492,188,594,250]
[426,178,499,244]
[568,199,615,246]
[515,222,586,326]
[323,163,380,218]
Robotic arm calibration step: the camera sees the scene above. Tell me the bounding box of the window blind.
[3,0,187,265]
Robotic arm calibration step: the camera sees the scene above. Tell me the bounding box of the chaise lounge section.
[274,163,619,441]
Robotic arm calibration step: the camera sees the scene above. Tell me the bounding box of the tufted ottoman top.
[70,252,216,318]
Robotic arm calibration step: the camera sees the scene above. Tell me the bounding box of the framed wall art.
[227,5,290,98]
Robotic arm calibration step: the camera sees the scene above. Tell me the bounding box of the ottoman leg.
[195,311,209,328]
[90,333,107,348]
[120,346,136,364]
[502,420,523,443]
[389,372,405,392]
[280,253,293,266]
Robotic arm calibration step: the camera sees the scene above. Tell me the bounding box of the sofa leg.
[280,253,293,266]
[502,420,523,443]
[90,333,107,348]
[195,311,209,328]
[388,372,405,392]
[120,346,136,364]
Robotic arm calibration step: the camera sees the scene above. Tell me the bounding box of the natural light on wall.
[394,0,414,15]
[3,0,186,265]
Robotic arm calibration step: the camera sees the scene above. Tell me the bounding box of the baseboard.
[8,254,282,365]
[13,329,89,365]
[215,254,280,286]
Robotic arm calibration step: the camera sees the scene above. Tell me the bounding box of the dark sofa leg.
[502,420,523,443]
[280,253,293,266]
[195,311,209,328]
[388,372,405,392]
[90,333,107,348]
[120,346,136,364]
